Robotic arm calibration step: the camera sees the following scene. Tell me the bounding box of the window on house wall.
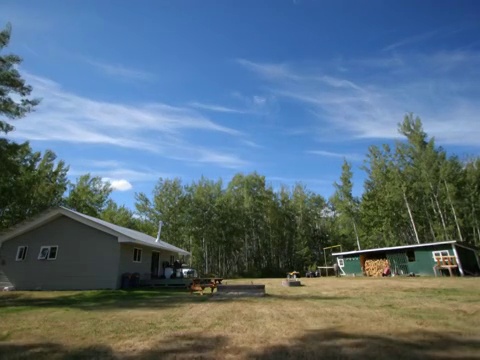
[407,251,416,262]
[16,246,28,261]
[432,250,449,259]
[133,248,142,263]
[170,255,175,265]
[38,246,58,260]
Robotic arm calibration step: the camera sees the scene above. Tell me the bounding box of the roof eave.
[332,240,458,256]
[118,236,191,256]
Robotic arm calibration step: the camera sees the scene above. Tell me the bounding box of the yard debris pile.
[364,259,389,277]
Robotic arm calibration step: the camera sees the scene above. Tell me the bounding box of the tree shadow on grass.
[0,333,229,360]
[0,329,479,359]
[265,294,350,301]
[0,289,351,312]
[247,328,480,360]
[0,289,212,312]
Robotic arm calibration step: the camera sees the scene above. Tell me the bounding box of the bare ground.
[0,277,479,359]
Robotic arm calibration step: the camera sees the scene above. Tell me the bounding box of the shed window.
[406,251,415,262]
[432,250,449,259]
[16,246,28,261]
[133,248,142,263]
[38,246,58,260]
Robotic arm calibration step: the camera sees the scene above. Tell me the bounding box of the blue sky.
[2,0,480,208]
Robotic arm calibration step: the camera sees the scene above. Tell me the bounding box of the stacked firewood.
[364,259,389,277]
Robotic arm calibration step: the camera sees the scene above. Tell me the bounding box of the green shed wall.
[339,255,362,276]
[336,243,472,276]
[407,244,454,276]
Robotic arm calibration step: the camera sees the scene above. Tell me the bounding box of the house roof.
[332,240,459,257]
[0,207,190,256]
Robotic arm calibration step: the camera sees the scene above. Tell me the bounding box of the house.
[0,207,190,290]
[333,241,480,277]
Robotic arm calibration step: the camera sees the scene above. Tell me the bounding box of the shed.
[0,207,190,290]
[332,241,480,277]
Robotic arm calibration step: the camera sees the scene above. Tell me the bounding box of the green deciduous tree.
[101,199,139,229]
[0,23,39,134]
[64,174,112,217]
[0,23,68,230]
[0,143,69,230]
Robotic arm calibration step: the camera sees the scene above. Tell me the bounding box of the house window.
[38,246,58,260]
[170,255,175,266]
[16,246,28,261]
[133,248,142,263]
[432,250,449,259]
[407,251,416,262]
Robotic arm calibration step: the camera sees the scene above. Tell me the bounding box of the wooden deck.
[140,277,223,288]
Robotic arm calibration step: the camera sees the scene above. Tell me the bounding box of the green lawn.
[0,277,479,359]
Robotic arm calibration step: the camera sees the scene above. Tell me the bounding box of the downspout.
[451,244,464,277]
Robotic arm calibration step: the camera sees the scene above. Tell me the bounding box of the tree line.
[1,23,479,277]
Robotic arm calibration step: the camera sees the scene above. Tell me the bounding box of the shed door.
[386,253,409,275]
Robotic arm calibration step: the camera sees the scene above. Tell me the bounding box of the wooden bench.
[433,256,458,277]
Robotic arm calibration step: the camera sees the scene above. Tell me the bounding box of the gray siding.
[0,216,120,290]
[117,243,179,287]
[0,269,13,288]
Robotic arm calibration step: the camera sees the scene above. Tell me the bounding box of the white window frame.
[133,248,142,263]
[337,258,344,267]
[38,246,59,260]
[16,246,28,261]
[432,250,449,260]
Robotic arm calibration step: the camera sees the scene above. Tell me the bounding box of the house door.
[151,251,160,278]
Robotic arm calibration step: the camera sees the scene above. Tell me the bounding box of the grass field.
[0,277,479,359]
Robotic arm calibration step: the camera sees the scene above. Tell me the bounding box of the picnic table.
[287,271,300,279]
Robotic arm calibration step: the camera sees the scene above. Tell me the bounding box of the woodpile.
[364,259,389,277]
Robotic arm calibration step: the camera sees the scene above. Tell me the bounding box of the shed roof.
[332,240,459,257]
[0,207,190,256]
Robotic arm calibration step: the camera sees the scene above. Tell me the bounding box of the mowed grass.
[0,278,479,359]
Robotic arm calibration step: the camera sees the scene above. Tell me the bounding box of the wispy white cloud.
[163,147,249,169]
[239,51,480,147]
[382,30,439,52]
[236,59,298,80]
[86,59,155,81]
[253,96,267,106]
[230,91,277,115]
[307,150,362,161]
[10,72,248,169]
[241,139,263,149]
[71,162,172,183]
[188,102,246,114]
